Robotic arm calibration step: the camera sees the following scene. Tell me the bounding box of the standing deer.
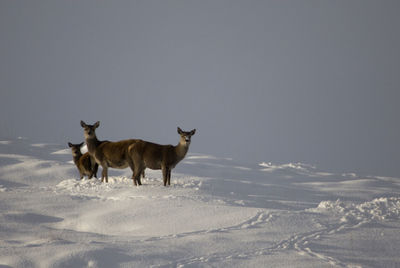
[68,142,98,180]
[80,121,144,185]
[131,127,196,186]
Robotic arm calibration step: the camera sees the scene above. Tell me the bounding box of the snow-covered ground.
[0,138,399,267]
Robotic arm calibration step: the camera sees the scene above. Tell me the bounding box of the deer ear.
[68,142,73,148]
[191,129,196,135]
[177,127,183,134]
[94,121,100,128]
[80,121,86,128]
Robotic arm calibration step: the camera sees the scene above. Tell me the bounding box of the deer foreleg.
[167,169,171,186]
[162,166,168,186]
[92,163,98,179]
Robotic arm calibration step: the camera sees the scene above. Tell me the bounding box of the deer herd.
[68,121,196,186]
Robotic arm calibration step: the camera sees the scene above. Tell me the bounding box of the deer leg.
[167,168,171,186]
[131,173,137,186]
[128,158,140,186]
[87,167,93,180]
[137,171,142,186]
[90,157,98,179]
[162,166,168,186]
[136,168,142,186]
[128,161,136,185]
[93,163,98,179]
[130,170,137,185]
[101,166,108,183]
[136,169,145,185]
[88,170,94,180]
[133,166,144,186]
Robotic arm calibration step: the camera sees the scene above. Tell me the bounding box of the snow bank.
[310,197,400,223]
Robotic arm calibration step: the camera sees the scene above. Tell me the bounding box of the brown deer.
[131,127,196,186]
[80,121,144,185]
[68,142,98,180]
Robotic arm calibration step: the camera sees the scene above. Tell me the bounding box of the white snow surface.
[0,139,399,267]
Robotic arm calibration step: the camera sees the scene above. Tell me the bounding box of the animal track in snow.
[142,210,273,243]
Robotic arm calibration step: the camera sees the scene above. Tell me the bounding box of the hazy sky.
[1,1,399,177]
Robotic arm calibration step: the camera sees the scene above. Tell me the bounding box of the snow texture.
[0,138,399,267]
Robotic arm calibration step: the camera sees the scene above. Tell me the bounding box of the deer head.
[80,121,100,139]
[68,142,84,157]
[177,127,196,146]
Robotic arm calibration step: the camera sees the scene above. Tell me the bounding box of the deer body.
[132,128,195,186]
[87,138,136,169]
[80,121,144,185]
[68,142,98,180]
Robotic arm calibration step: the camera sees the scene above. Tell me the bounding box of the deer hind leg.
[101,165,108,183]
[136,167,143,186]
[128,144,145,186]
[78,167,84,180]
[128,157,141,186]
[87,166,94,180]
[130,169,137,186]
[132,165,144,186]
[132,174,137,186]
[130,171,137,186]
[131,167,139,186]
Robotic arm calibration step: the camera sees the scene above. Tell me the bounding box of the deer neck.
[72,153,82,165]
[175,139,190,162]
[85,136,100,154]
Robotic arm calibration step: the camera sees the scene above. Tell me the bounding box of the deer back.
[96,139,139,168]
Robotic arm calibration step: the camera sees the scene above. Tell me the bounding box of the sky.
[1,0,400,177]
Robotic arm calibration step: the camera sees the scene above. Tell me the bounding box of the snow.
[0,138,399,267]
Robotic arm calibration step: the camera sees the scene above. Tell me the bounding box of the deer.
[80,121,144,185]
[131,127,196,186]
[68,142,98,180]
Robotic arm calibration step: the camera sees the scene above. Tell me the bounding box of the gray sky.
[1,0,399,177]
